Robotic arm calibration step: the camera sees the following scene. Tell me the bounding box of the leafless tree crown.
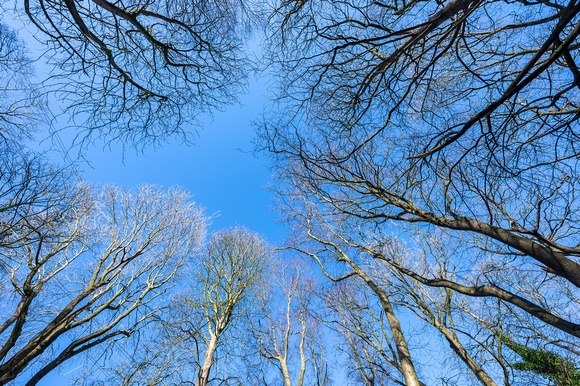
[17,0,251,148]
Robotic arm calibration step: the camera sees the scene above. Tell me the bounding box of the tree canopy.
[259,0,580,383]
[7,0,251,148]
[2,0,580,384]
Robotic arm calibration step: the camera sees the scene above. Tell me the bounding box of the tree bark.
[342,257,421,386]
[197,332,220,386]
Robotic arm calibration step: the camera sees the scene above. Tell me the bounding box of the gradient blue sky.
[2,1,283,248]
[58,75,285,245]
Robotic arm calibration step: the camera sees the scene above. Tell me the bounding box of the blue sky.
[53,74,285,246]
[1,1,283,247]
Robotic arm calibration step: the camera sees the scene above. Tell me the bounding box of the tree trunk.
[437,325,497,386]
[342,256,421,386]
[281,357,292,386]
[197,332,220,386]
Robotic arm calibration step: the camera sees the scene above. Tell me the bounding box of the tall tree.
[82,227,272,385]
[286,217,422,385]
[192,226,270,386]
[260,1,580,382]
[0,183,207,385]
[249,259,327,386]
[321,279,415,386]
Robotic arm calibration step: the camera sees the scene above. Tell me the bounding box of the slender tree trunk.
[281,357,292,386]
[437,325,497,386]
[197,332,220,386]
[371,285,420,386]
[342,257,421,386]
[297,318,307,386]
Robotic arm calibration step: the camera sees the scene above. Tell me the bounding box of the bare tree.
[8,0,251,149]
[310,226,501,385]
[259,1,580,381]
[370,243,500,386]
[129,226,272,386]
[260,0,580,290]
[287,201,580,384]
[0,22,44,146]
[192,226,270,386]
[321,279,408,386]
[249,259,322,386]
[307,323,332,386]
[0,184,207,385]
[281,214,422,386]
